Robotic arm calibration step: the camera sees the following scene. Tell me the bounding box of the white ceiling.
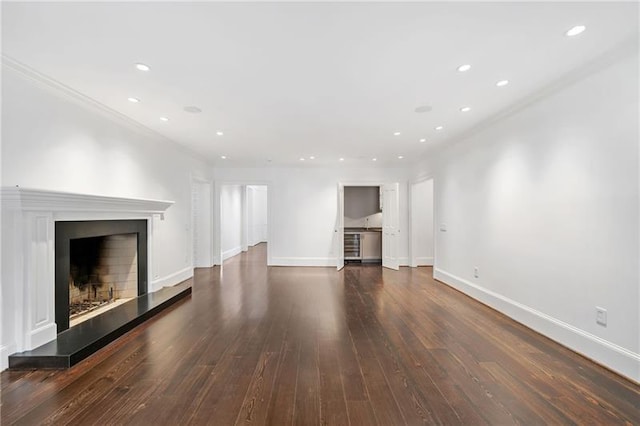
[2,2,638,167]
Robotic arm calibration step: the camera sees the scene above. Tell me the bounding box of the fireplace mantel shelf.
[1,187,174,215]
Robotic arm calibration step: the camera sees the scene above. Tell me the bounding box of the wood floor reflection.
[2,243,639,425]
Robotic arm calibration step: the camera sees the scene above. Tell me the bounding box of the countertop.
[344,227,382,232]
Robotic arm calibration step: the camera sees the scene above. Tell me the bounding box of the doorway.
[336,182,400,271]
[215,183,270,266]
[410,178,434,268]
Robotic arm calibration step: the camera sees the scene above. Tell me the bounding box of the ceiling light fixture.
[135,63,150,72]
[419,138,426,143]
[566,25,586,37]
[435,126,444,131]
[127,97,140,103]
[339,158,345,162]
[398,155,404,159]
[309,156,315,160]
[216,131,224,136]
[221,155,227,159]
[300,158,305,161]
[415,105,432,113]
[393,132,401,136]
[457,64,471,72]
[496,80,509,87]
[160,117,169,122]
[372,158,377,162]
[460,106,471,112]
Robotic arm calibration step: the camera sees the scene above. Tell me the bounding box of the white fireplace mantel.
[1,187,174,217]
[0,187,174,369]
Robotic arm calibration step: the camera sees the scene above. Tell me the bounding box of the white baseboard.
[415,256,434,266]
[1,342,17,371]
[270,257,335,267]
[434,268,640,383]
[222,246,242,261]
[399,257,410,267]
[151,266,193,292]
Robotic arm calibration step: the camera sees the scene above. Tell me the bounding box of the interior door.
[382,183,400,270]
[336,183,345,270]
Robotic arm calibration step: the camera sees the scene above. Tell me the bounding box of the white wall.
[192,180,213,267]
[1,65,211,369]
[247,185,268,246]
[221,184,243,260]
[213,167,410,266]
[411,179,434,266]
[344,186,382,228]
[419,48,639,381]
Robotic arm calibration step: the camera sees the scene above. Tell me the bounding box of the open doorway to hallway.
[217,183,269,266]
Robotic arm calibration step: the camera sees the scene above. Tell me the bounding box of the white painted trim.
[415,256,434,266]
[270,257,336,267]
[28,323,57,351]
[150,266,193,293]
[222,246,243,261]
[2,54,202,161]
[434,268,640,383]
[0,343,17,370]
[1,187,173,216]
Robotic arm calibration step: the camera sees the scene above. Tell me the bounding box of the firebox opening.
[69,233,138,327]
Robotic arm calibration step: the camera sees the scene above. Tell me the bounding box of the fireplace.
[55,220,148,333]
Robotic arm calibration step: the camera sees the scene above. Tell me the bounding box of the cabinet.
[361,231,382,261]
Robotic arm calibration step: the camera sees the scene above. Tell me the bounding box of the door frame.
[214,180,272,266]
[409,176,435,268]
[337,180,400,270]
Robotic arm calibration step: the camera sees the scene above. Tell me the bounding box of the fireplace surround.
[55,220,148,332]
[1,187,174,369]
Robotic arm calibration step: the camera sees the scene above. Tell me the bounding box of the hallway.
[2,244,639,425]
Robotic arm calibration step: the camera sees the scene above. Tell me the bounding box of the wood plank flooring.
[2,243,639,425]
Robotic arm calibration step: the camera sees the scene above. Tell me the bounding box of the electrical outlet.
[474,266,479,278]
[596,307,607,327]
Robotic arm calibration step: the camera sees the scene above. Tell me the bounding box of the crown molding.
[1,54,210,163]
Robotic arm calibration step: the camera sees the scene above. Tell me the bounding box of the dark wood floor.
[2,244,639,425]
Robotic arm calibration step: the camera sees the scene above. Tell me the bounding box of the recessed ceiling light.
[566,25,586,37]
[419,138,426,143]
[127,97,140,103]
[414,105,432,113]
[184,106,202,113]
[159,117,169,122]
[221,155,227,159]
[309,156,315,160]
[339,158,345,162]
[372,158,377,162]
[457,64,471,72]
[398,155,404,159]
[393,132,401,136]
[496,80,509,87]
[435,126,444,131]
[300,158,305,161]
[135,63,150,72]
[216,131,224,136]
[460,106,471,112]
